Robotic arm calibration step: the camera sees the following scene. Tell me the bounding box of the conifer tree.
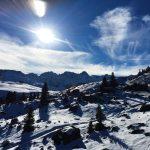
[100,76,108,91]
[23,109,35,132]
[96,105,105,122]
[87,121,94,134]
[20,93,26,102]
[40,82,49,105]
[110,72,118,88]
[6,91,16,104]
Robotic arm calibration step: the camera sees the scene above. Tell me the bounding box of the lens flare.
[32,0,47,17]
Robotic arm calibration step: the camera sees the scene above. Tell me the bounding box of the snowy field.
[0,81,150,150]
[0,81,41,93]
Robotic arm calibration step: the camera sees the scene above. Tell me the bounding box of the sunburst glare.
[31,0,47,17]
[34,28,56,43]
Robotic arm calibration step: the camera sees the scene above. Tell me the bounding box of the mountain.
[0,70,104,90]
[126,67,150,85]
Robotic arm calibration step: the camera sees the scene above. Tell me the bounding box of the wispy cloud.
[91,7,150,64]
[142,15,150,23]
[0,36,90,73]
[0,34,144,76]
[91,7,131,58]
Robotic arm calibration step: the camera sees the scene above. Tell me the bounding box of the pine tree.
[96,105,105,122]
[20,93,26,102]
[87,121,94,134]
[40,82,49,105]
[29,93,33,101]
[23,109,35,132]
[6,91,16,104]
[100,76,108,91]
[110,72,118,88]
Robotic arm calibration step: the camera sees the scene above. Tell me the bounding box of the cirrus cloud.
[91,7,131,58]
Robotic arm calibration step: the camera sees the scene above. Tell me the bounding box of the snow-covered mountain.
[0,70,103,90]
[127,72,150,85]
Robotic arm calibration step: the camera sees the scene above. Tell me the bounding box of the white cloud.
[142,15,150,23]
[0,37,90,73]
[91,7,131,58]
[0,35,146,76]
[91,7,150,65]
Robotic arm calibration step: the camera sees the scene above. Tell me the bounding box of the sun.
[35,28,56,43]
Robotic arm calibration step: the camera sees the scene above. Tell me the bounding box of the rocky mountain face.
[0,70,104,90]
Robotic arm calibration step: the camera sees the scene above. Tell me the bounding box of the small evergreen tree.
[87,121,94,134]
[100,76,108,91]
[29,93,33,101]
[20,93,26,102]
[6,91,16,104]
[96,105,105,122]
[110,72,118,88]
[40,82,49,105]
[23,109,35,132]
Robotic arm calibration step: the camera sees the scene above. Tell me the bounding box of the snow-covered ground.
[127,72,150,85]
[0,81,41,93]
[0,82,150,150]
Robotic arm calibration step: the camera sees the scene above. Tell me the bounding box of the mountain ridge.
[0,69,104,90]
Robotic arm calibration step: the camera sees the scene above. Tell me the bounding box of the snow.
[0,81,150,150]
[0,81,41,93]
[127,72,150,85]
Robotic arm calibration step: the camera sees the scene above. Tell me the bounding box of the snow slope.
[127,72,150,85]
[0,81,41,93]
[0,81,150,150]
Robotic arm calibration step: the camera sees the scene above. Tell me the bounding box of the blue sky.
[0,0,149,75]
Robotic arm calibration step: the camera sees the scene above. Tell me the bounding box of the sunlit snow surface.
[0,81,150,150]
[0,81,41,93]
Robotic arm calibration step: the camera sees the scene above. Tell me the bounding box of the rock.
[111,126,120,132]
[145,132,150,136]
[1,140,11,148]
[82,93,100,103]
[36,119,41,123]
[69,102,79,112]
[121,114,130,119]
[94,122,107,131]
[10,118,18,125]
[68,89,81,97]
[140,104,150,112]
[127,123,146,130]
[47,120,51,124]
[52,126,81,145]
[130,129,145,134]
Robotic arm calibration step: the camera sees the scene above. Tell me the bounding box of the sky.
[0,0,149,76]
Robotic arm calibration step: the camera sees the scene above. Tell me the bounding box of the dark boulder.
[10,118,18,125]
[94,122,107,131]
[110,126,120,132]
[140,104,150,112]
[127,123,146,130]
[52,126,81,145]
[145,132,150,136]
[130,129,145,134]
[69,102,79,112]
[82,93,101,103]
[68,89,81,97]
[121,114,130,119]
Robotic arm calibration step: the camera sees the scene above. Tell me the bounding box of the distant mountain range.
[0,70,104,90]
